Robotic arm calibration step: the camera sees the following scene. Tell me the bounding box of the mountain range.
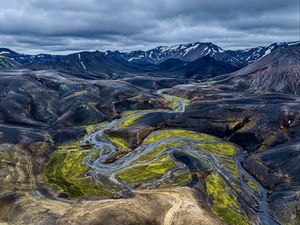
[212,44,300,95]
[0,41,299,80]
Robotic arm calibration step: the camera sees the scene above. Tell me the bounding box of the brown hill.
[214,44,300,95]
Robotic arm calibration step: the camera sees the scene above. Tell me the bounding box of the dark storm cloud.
[0,0,298,54]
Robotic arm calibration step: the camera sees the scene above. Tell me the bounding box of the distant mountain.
[214,43,300,95]
[2,41,298,68]
[24,51,149,79]
[114,42,224,64]
[107,41,300,67]
[214,41,300,67]
[0,48,58,64]
[24,51,237,79]
[153,56,239,79]
[0,41,298,80]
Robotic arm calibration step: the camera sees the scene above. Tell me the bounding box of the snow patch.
[169,44,181,51]
[182,43,200,56]
[217,47,224,53]
[78,53,87,70]
[128,55,144,61]
[0,51,10,55]
[288,41,300,46]
[202,46,208,54]
[261,49,271,58]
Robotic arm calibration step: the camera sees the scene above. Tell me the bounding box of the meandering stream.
[81,89,279,225]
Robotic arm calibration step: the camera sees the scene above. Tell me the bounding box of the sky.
[0,0,299,54]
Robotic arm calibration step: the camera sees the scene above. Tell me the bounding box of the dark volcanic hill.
[214,44,300,95]
[0,69,169,145]
[24,51,149,79]
[23,51,239,80]
[153,56,239,79]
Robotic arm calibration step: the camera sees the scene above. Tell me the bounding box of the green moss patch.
[169,100,179,110]
[117,113,144,127]
[44,143,119,197]
[206,173,250,225]
[106,134,129,151]
[195,142,238,156]
[244,176,260,193]
[86,124,95,133]
[116,154,177,184]
[138,141,182,162]
[144,129,218,144]
[218,157,240,179]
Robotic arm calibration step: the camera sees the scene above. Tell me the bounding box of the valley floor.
[0,70,299,225]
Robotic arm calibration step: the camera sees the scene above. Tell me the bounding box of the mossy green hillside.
[117,113,144,127]
[144,129,218,144]
[85,122,110,134]
[106,134,129,151]
[164,95,190,111]
[44,143,119,197]
[195,142,238,156]
[137,141,182,162]
[116,154,177,184]
[218,157,240,179]
[169,100,179,110]
[206,173,250,225]
[243,176,260,193]
[86,124,95,133]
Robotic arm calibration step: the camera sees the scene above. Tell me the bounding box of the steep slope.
[243,139,300,225]
[214,41,300,67]
[0,69,169,143]
[24,51,151,79]
[154,56,239,79]
[214,44,300,95]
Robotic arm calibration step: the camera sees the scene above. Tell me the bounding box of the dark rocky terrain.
[166,85,300,225]
[212,44,300,95]
[0,69,169,145]
[0,41,299,225]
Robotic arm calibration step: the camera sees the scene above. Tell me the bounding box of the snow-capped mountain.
[214,43,300,95]
[0,41,298,73]
[216,41,300,67]
[105,42,224,65]
[105,41,300,68]
[0,48,58,64]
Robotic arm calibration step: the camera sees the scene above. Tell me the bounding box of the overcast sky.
[0,0,299,54]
